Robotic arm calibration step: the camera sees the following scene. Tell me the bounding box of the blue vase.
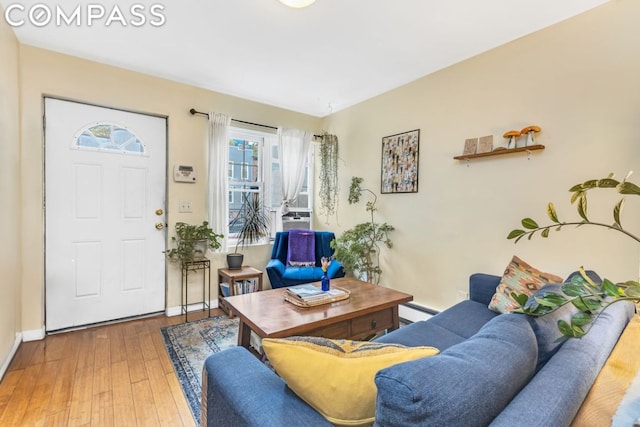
[321,272,330,291]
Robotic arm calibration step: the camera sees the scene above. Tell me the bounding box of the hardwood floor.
[0,309,224,426]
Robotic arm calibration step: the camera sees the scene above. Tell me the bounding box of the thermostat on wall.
[174,164,197,183]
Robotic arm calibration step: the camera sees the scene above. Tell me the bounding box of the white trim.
[0,332,22,381]
[165,300,219,317]
[399,303,435,323]
[22,327,46,341]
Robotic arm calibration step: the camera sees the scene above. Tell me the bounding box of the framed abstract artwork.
[381,129,419,194]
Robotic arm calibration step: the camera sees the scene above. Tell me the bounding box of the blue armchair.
[266,231,345,288]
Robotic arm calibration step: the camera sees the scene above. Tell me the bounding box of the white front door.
[45,98,167,331]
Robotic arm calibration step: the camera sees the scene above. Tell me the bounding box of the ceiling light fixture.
[278,0,316,8]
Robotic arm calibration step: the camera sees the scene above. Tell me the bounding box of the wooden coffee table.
[223,277,413,356]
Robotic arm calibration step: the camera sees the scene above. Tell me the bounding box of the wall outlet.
[179,201,192,213]
[457,290,469,301]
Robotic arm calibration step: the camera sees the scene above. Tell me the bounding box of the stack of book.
[284,284,349,307]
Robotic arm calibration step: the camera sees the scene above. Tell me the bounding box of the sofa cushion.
[491,301,635,427]
[375,300,498,351]
[523,270,603,369]
[374,314,538,427]
[262,336,438,426]
[488,255,563,313]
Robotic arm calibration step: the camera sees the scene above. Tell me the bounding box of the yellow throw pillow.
[488,255,563,313]
[261,336,439,426]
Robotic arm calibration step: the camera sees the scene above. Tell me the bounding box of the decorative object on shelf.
[520,125,541,147]
[463,138,477,155]
[318,133,339,223]
[165,221,223,264]
[321,257,331,291]
[462,137,477,155]
[507,171,640,338]
[477,135,493,153]
[381,129,419,194]
[503,130,521,149]
[227,193,270,269]
[331,177,394,285]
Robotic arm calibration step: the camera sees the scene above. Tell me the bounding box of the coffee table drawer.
[351,308,394,337]
[306,321,350,339]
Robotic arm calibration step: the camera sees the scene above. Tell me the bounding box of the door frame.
[42,95,169,331]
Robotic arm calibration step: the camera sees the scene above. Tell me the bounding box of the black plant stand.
[181,258,211,322]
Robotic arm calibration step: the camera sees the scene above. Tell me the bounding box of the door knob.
[155,209,164,216]
[155,222,164,230]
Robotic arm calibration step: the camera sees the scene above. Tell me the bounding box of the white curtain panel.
[207,112,231,251]
[278,127,312,214]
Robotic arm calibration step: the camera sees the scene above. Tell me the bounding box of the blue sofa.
[266,231,345,288]
[201,272,635,426]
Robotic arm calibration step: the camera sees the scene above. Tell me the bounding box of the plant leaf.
[510,292,530,308]
[541,228,550,238]
[602,278,624,297]
[557,320,574,337]
[613,198,625,229]
[547,202,559,223]
[507,229,526,240]
[571,312,592,327]
[617,181,640,195]
[577,195,588,221]
[570,191,583,205]
[597,178,619,188]
[521,218,539,229]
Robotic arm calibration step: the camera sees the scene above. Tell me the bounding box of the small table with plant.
[165,221,224,322]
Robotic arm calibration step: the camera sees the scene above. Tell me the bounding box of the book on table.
[285,284,348,303]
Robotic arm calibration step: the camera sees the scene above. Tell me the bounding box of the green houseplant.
[227,193,271,269]
[331,177,394,285]
[166,221,224,264]
[508,172,640,337]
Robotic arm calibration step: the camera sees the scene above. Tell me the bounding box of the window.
[227,128,313,240]
[74,123,146,155]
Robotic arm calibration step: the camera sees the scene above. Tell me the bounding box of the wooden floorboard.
[0,310,221,426]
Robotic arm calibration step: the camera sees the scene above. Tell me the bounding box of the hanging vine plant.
[319,133,339,222]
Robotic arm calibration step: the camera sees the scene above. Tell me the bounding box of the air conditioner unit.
[282,211,311,231]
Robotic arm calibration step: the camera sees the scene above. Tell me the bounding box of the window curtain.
[278,127,312,215]
[207,112,231,251]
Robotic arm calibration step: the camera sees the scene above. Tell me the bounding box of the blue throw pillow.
[523,283,577,369]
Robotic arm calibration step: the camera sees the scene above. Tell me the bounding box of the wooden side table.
[218,266,263,317]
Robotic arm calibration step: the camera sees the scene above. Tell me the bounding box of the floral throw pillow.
[488,255,563,313]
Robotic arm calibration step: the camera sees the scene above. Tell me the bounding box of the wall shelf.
[453,144,545,161]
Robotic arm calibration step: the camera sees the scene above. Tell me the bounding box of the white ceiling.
[3,0,610,117]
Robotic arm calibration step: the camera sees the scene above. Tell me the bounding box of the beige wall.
[6,0,640,349]
[319,0,640,310]
[0,10,22,371]
[19,46,322,332]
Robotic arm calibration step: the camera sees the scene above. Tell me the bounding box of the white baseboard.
[22,327,45,342]
[165,300,219,317]
[0,332,22,381]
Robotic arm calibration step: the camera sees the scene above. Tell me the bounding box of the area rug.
[161,315,239,424]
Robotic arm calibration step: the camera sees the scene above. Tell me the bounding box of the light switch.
[179,201,192,213]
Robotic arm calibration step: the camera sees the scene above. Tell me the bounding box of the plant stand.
[181,258,211,322]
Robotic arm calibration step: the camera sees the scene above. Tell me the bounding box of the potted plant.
[331,177,394,285]
[227,193,271,269]
[166,221,224,264]
[508,172,640,337]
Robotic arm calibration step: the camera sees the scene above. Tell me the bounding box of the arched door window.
[73,123,146,155]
